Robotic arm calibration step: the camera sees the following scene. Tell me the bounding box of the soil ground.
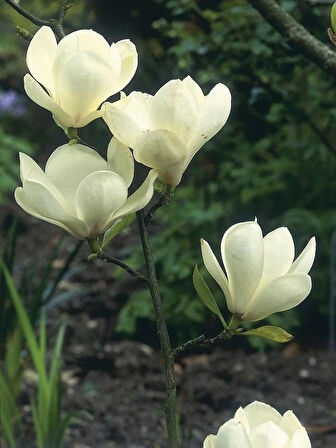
[1,202,336,448]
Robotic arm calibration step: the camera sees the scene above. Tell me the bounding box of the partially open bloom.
[24,26,138,128]
[204,401,311,448]
[201,220,316,322]
[15,140,157,239]
[103,76,231,186]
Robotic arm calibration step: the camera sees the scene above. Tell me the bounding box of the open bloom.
[103,76,231,186]
[15,140,157,239]
[204,401,311,448]
[201,220,316,322]
[24,26,137,128]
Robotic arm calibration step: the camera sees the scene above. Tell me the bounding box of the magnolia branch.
[145,186,175,225]
[173,330,232,355]
[2,0,72,40]
[89,251,148,282]
[247,0,336,77]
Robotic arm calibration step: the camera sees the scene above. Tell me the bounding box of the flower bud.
[24,26,138,128]
[103,76,231,186]
[204,401,311,448]
[201,220,316,322]
[15,139,157,239]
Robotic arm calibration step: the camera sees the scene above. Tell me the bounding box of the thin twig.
[247,0,336,77]
[173,330,232,355]
[144,187,175,225]
[137,210,179,448]
[98,252,148,282]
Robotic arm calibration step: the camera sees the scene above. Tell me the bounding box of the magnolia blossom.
[103,76,231,186]
[24,26,138,128]
[204,401,311,448]
[201,220,316,322]
[15,140,157,239]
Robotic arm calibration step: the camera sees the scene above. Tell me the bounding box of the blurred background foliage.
[0,0,335,348]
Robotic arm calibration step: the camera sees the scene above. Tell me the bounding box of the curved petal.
[112,169,158,220]
[289,237,316,274]
[151,79,199,142]
[26,26,57,96]
[203,435,215,448]
[112,39,138,91]
[258,227,295,289]
[24,74,74,127]
[75,171,128,236]
[221,221,264,315]
[187,83,231,156]
[237,402,282,429]
[76,108,103,127]
[107,137,134,187]
[134,129,188,186]
[200,239,233,311]
[15,182,88,239]
[242,273,312,322]
[57,29,112,60]
[103,101,144,148]
[182,75,204,105]
[280,411,304,438]
[45,144,107,214]
[250,421,289,448]
[54,51,118,124]
[288,428,311,448]
[216,419,252,448]
[19,152,67,208]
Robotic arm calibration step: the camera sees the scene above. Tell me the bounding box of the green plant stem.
[136,210,179,448]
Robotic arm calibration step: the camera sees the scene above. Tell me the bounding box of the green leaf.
[239,325,293,343]
[102,213,136,248]
[331,2,336,34]
[192,265,227,328]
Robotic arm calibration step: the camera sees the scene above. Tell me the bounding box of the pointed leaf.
[239,325,293,343]
[193,265,227,327]
[102,213,136,248]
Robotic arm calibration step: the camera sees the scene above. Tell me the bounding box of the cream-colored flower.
[103,76,231,186]
[24,26,138,128]
[201,220,316,322]
[15,139,157,239]
[204,401,311,448]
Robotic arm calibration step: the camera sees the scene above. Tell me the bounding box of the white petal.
[289,237,316,274]
[238,402,282,429]
[45,144,107,214]
[203,434,215,448]
[112,39,138,91]
[113,169,158,220]
[107,137,134,187]
[288,428,311,448]
[26,26,57,96]
[250,421,289,448]
[200,239,233,311]
[280,411,303,438]
[182,75,204,105]
[19,152,67,208]
[221,221,264,315]
[24,74,74,127]
[76,108,103,127]
[215,419,252,448]
[57,29,112,60]
[152,79,199,142]
[54,51,118,124]
[75,171,128,236]
[188,83,231,155]
[258,227,295,289]
[15,182,88,239]
[103,101,144,148]
[134,129,188,186]
[242,273,312,322]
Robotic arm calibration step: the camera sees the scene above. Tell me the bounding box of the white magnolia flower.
[201,220,316,322]
[204,401,311,448]
[24,26,138,128]
[103,76,231,186]
[15,140,157,239]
